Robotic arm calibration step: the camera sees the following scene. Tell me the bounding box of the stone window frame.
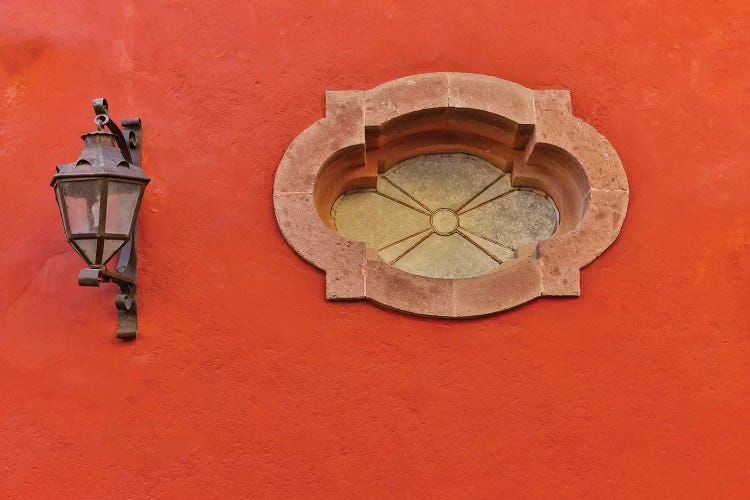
[274,73,629,317]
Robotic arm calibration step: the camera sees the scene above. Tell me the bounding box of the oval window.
[332,153,558,279]
[274,73,629,317]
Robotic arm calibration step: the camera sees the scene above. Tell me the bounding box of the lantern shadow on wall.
[51,99,149,340]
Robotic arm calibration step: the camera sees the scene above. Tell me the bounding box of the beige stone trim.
[274,73,629,317]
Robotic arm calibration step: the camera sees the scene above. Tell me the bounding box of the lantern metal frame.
[51,98,148,340]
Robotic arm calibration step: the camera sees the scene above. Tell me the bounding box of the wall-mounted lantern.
[51,99,149,339]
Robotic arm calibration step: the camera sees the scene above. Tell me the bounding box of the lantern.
[51,99,149,339]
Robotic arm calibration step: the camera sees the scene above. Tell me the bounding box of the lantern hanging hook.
[94,113,109,131]
[90,97,135,164]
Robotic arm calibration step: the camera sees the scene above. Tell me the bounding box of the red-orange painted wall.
[1,1,749,497]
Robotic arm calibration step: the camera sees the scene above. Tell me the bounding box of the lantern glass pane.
[101,239,126,264]
[62,180,102,235]
[105,181,141,235]
[55,185,69,234]
[75,239,99,264]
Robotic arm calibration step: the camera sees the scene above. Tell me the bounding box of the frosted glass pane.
[459,190,558,249]
[332,190,430,249]
[101,239,125,264]
[55,185,69,234]
[331,153,559,279]
[105,181,140,235]
[383,153,501,211]
[62,180,102,234]
[75,239,99,264]
[393,233,499,279]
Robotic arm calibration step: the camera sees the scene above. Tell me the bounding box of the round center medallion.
[431,208,459,236]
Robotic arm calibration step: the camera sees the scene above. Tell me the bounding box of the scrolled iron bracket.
[78,264,138,339]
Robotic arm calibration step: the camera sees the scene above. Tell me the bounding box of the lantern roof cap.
[51,130,150,187]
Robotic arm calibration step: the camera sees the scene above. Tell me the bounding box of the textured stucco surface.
[1,1,749,498]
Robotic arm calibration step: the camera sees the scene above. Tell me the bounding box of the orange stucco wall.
[1,1,749,497]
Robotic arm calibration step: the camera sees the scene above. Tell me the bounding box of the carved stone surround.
[274,73,629,317]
